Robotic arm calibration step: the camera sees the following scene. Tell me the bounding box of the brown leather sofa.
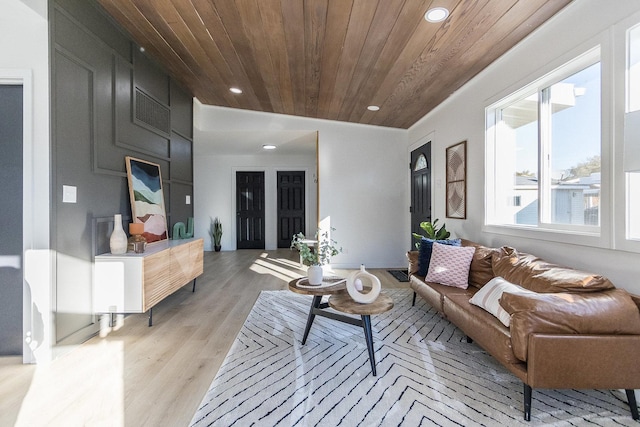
[407,239,640,421]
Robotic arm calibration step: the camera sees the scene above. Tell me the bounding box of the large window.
[487,51,601,233]
[627,24,640,240]
[630,25,640,112]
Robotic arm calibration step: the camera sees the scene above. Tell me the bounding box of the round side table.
[328,293,394,376]
[288,277,347,345]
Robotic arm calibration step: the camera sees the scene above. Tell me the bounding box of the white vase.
[346,264,381,304]
[307,265,323,285]
[110,214,128,254]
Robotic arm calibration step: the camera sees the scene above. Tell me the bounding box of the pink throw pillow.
[425,242,476,288]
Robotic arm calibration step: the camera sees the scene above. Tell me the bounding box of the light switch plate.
[62,185,77,203]
[186,195,191,205]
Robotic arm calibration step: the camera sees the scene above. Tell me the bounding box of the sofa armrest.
[631,293,640,312]
[406,251,419,276]
[527,334,640,389]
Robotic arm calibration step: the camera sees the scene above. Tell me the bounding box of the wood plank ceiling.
[97,0,572,129]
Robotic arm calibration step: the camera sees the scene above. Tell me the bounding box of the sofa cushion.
[444,293,523,368]
[417,238,461,276]
[425,243,475,289]
[500,289,640,362]
[460,239,500,288]
[492,246,615,293]
[469,276,536,327]
[410,276,473,313]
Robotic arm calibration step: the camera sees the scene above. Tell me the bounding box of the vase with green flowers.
[291,229,342,285]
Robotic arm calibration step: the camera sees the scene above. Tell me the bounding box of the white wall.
[0,0,51,362]
[194,103,408,268]
[408,0,640,293]
[194,152,317,251]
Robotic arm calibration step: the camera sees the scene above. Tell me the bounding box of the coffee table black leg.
[362,315,377,376]
[302,295,323,345]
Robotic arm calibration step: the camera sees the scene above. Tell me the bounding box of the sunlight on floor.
[250,251,353,284]
[99,312,126,338]
[268,256,304,269]
[250,255,305,282]
[14,340,125,427]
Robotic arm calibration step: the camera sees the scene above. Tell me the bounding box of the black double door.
[277,171,305,248]
[236,171,306,249]
[236,172,265,249]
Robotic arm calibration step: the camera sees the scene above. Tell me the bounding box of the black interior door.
[277,171,305,248]
[236,171,265,249]
[411,142,431,249]
[0,85,23,356]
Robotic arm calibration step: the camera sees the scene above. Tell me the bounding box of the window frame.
[485,46,609,247]
[614,12,640,254]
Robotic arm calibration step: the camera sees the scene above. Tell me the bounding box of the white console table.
[94,238,204,325]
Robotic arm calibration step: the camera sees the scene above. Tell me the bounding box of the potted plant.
[210,217,223,251]
[291,229,342,285]
[412,219,450,249]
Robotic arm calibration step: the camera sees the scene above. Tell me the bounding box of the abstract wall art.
[125,156,168,243]
[446,140,467,219]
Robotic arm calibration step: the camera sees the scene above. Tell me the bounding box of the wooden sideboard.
[94,238,203,325]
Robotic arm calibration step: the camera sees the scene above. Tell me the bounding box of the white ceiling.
[193,130,317,156]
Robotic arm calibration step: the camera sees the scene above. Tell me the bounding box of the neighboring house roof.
[514,172,600,189]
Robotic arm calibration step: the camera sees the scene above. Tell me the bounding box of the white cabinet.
[94,238,203,317]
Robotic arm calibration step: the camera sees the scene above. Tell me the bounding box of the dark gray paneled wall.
[0,85,24,355]
[52,0,194,345]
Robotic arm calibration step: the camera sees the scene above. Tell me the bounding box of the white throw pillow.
[469,276,536,327]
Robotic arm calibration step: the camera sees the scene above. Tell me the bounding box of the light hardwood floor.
[0,249,409,427]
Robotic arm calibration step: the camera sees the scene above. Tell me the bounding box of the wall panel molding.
[52,0,194,348]
[114,57,170,160]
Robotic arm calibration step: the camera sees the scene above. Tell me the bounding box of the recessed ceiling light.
[230,87,243,94]
[367,105,380,111]
[262,144,277,150]
[425,7,449,23]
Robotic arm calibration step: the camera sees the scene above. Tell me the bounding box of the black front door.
[236,171,265,249]
[0,85,23,356]
[410,142,431,249]
[277,171,305,248]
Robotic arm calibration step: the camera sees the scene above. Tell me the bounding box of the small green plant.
[412,219,450,248]
[291,229,342,266]
[210,217,223,250]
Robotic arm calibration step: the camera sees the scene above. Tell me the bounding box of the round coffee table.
[288,276,347,297]
[288,277,348,346]
[329,293,394,376]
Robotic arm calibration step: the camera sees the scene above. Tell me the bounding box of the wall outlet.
[62,185,77,203]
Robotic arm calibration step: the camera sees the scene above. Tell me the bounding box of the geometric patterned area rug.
[190,289,636,426]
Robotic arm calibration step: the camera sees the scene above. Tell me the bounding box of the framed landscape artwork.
[125,156,168,243]
[446,141,467,219]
